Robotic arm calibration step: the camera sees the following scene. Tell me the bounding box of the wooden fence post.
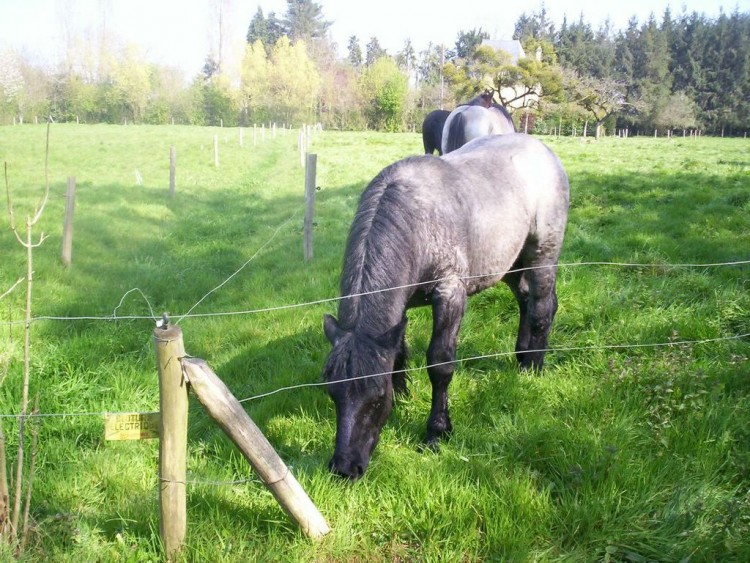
[169,147,176,197]
[154,322,188,560]
[182,358,330,538]
[303,153,317,261]
[61,177,76,267]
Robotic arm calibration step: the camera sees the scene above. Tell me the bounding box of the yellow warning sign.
[104,412,160,440]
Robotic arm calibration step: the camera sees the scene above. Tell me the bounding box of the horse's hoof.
[392,373,409,397]
[421,427,452,451]
[418,439,441,453]
[518,356,544,373]
[393,385,409,398]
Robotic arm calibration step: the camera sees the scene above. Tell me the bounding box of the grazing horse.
[421,109,451,155]
[442,93,516,154]
[322,134,569,480]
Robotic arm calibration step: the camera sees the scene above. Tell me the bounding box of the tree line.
[0,1,747,136]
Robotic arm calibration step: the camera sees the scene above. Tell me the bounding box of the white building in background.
[481,39,542,111]
[481,39,526,64]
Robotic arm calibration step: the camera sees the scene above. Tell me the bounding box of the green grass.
[0,125,749,561]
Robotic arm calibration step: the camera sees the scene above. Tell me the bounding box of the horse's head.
[479,88,496,108]
[322,314,405,480]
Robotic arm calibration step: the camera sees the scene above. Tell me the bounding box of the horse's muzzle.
[328,454,367,481]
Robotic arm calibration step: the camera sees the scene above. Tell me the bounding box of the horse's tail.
[444,111,467,154]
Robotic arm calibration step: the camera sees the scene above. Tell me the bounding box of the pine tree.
[246,8,270,45]
[283,0,331,43]
[347,36,362,68]
[365,38,388,67]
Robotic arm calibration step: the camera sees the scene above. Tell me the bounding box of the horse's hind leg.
[505,260,558,370]
[504,268,531,362]
[424,282,467,447]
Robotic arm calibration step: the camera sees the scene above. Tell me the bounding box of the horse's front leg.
[424,282,467,447]
[391,315,409,396]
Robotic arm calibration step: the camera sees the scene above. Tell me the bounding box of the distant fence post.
[182,358,330,538]
[303,153,317,261]
[61,177,76,267]
[154,321,188,560]
[169,147,176,197]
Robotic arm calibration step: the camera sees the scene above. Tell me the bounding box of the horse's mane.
[465,90,494,108]
[322,330,390,391]
[337,157,432,331]
[491,104,516,132]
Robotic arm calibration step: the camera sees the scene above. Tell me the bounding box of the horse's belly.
[464,252,519,295]
[463,204,530,295]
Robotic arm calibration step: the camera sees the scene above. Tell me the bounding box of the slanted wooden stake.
[182,358,330,539]
[154,321,188,559]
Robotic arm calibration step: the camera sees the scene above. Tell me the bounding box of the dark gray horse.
[322,134,569,480]
[442,93,516,154]
[421,109,451,155]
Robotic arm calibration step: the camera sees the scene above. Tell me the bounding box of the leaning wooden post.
[169,147,176,197]
[154,321,188,559]
[182,358,330,538]
[303,153,317,261]
[61,177,76,267]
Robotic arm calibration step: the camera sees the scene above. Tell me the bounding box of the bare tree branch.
[4,163,16,233]
[30,120,52,226]
[0,279,23,303]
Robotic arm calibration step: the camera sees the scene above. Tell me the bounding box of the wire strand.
[236,332,750,403]
[1,259,748,327]
[175,210,301,325]
[2,332,746,420]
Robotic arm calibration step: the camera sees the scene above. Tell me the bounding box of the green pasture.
[0,124,748,561]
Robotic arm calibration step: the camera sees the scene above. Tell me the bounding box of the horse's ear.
[323,314,345,345]
[377,317,407,349]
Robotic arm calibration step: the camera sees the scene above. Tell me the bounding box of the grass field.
[0,124,749,561]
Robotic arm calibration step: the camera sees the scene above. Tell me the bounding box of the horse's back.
[443,134,569,257]
[359,135,567,293]
[442,105,515,154]
[443,134,568,212]
[375,135,568,233]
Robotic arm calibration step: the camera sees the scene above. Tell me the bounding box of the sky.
[0,0,746,78]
